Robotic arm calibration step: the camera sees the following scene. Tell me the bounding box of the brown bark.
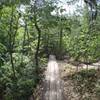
[8,6,16,79]
[33,3,41,72]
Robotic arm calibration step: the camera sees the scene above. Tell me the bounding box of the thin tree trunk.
[21,28,26,64]
[59,27,63,58]
[8,6,16,79]
[10,52,16,78]
[35,25,41,69]
[59,17,63,59]
[33,3,41,71]
[12,14,20,46]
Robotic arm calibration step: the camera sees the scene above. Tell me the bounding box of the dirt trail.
[34,58,100,100]
[42,55,64,100]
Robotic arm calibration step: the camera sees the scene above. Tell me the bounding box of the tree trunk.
[59,27,63,57]
[35,25,41,69]
[8,6,16,79]
[10,51,16,79]
[34,12,41,73]
[59,17,63,59]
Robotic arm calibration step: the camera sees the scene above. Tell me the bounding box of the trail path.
[42,55,64,100]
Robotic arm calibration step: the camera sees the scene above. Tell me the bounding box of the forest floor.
[34,58,100,100]
[59,60,100,100]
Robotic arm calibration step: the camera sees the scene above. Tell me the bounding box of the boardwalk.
[42,55,64,100]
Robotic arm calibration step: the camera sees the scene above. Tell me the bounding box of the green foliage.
[0,0,100,99]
